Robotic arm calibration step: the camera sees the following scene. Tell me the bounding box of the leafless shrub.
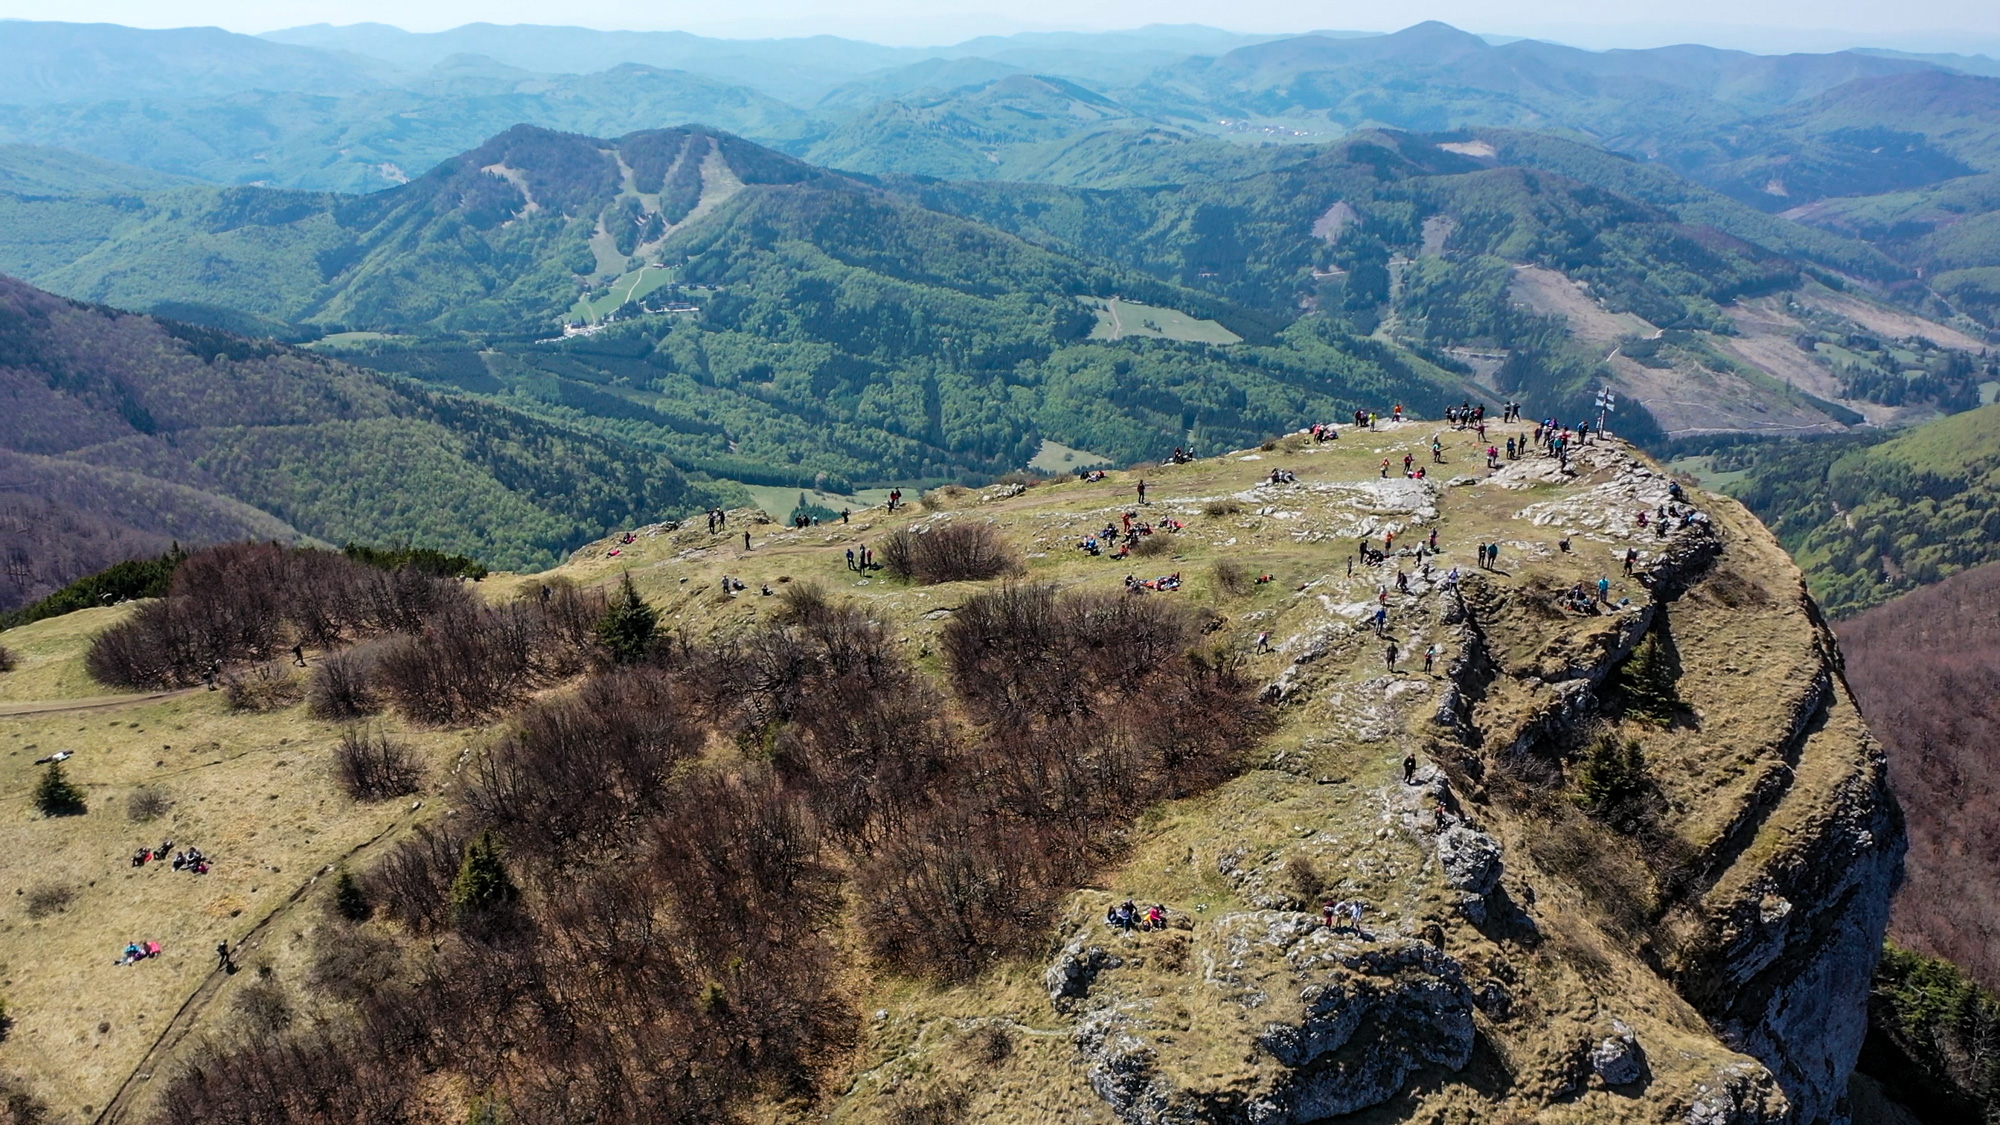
[1131,535,1174,558]
[231,979,293,1037]
[1284,854,1325,905]
[334,727,423,801]
[964,1025,1014,1066]
[0,646,15,674]
[1211,559,1251,597]
[23,885,74,919]
[306,926,402,1006]
[126,785,173,822]
[223,663,303,712]
[1202,499,1241,517]
[464,669,701,864]
[366,822,471,934]
[307,648,380,720]
[879,523,1023,585]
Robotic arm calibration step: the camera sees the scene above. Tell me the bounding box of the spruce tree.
[33,762,86,817]
[1621,631,1681,722]
[451,830,518,925]
[332,868,371,921]
[596,574,658,665]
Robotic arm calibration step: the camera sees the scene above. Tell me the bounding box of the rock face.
[1066,911,1474,1125]
[834,435,1903,1125]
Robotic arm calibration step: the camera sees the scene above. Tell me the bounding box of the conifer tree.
[33,762,86,817]
[451,830,518,925]
[332,868,371,921]
[596,574,658,665]
[1622,631,1681,721]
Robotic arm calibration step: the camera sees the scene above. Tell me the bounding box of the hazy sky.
[7,0,2000,52]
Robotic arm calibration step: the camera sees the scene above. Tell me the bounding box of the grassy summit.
[0,412,1895,1125]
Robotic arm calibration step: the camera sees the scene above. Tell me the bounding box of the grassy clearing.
[568,265,679,325]
[1085,297,1241,345]
[0,667,459,1121]
[1028,438,1110,472]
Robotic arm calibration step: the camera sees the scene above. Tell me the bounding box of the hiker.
[1380,458,1390,478]
[1323,900,1338,929]
[1255,631,1273,654]
[1373,606,1388,635]
[1559,536,1572,553]
[1393,404,1404,422]
[846,548,856,572]
[1487,542,1500,568]
[840,509,850,524]
[1402,452,1414,475]
[1432,437,1443,464]
[1385,641,1399,671]
[1403,754,1417,784]
[292,643,306,667]
[1598,575,1611,603]
[706,510,716,534]
[1136,479,1147,504]
[1624,547,1638,576]
[216,940,231,970]
[1428,529,1438,553]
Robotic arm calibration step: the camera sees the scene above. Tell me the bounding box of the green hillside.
[1698,400,2000,616]
[0,273,720,610]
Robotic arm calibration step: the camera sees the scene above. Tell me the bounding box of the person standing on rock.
[1424,644,1441,674]
[1385,640,1399,671]
[1624,548,1638,576]
[743,530,752,550]
[1403,754,1418,784]
[1598,575,1611,603]
[1136,479,1147,504]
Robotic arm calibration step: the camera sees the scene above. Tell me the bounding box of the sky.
[5,0,2000,54]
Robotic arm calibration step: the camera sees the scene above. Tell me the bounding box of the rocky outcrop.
[1061,912,1473,1125]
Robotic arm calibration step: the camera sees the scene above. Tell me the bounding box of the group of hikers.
[1105,899,1171,931]
[1124,573,1184,593]
[131,840,210,874]
[1077,511,1183,558]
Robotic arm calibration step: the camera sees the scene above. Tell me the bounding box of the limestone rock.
[1590,1021,1645,1086]
[1066,912,1474,1125]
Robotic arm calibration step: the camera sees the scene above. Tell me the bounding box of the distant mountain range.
[2,19,1999,537]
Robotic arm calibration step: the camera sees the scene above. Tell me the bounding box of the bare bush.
[23,885,74,919]
[86,543,474,689]
[1202,499,1241,517]
[1131,534,1174,558]
[222,663,303,712]
[307,648,380,720]
[366,823,471,934]
[334,727,424,801]
[0,646,14,674]
[306,926,401,1006]
[1211,559,1251,597]
[231,978,294,1037]
[879,523,1023,585]
[464,669,702,864]
[126,785,173,822]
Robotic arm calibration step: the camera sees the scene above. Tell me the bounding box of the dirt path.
[0,689,199,718]
[94,803,427,1125]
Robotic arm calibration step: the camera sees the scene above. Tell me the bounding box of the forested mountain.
[0,275,718,610]
[1688,400,2000,617]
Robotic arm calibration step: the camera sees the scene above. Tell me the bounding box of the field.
[1084,297,1241,344]
[732,482,894,523]
[566,265,679,325]
[1027,438,1110,472]
[0,608,461,1123]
